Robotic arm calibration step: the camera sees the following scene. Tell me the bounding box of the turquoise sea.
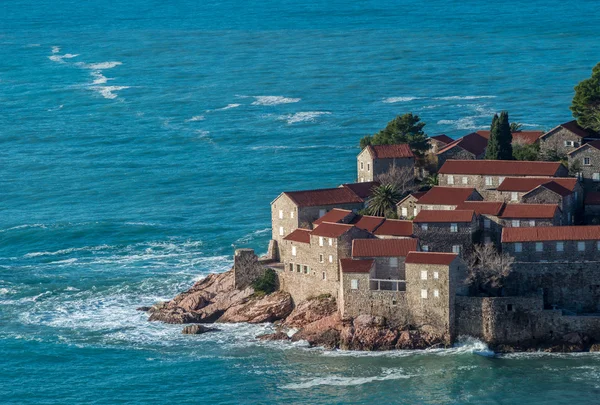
[2,1,600,403]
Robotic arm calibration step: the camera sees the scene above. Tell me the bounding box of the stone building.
[415,186,483,213]
[498,204,562,229]
[584,192,600,224]
[475,130,544,146]
[356,144,415,183]
[429,134,454,154]
[279,222,372,303]
[436,132,488,169]
[501,225,600,263]
[372,219,414,239]
[455,201,504,245]
[351,238,418,287]
[413,209,477,256]
[438,160,569,198]
[568,140,600,192]
[540,120,598,159]
[396,191,426,219]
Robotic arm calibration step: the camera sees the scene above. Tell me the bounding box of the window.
[434,271,439,279]
[485,176,493,186]
[328,255,333,263]
[290,211,294,219]
[413,208,418,217]
[515,243,522,253]
[450,223,458,233]
[289,263,294,272]
[304,266,309,274]
[322,272,326,280]
[421,270,427,280]
[390,257,398,267]
[462,177,468,185]
[319,254,324,263]
[499,177,505,184]
[278,209,283,219]
[279,226,284,236]
[319,209,326,217]
[291,246,297,256]
[511,192,518,202]
[360,161,364,170]
[452,245,461,254]
[367,163,370,172]
[401,207,408,217]
[565,140,574,147]
[512,220,520,228]
[507,304,514,312]
[578,241,586,252]
[556,242,564,252]
[319,237,324,246]
[594,173,600,182]
[421,223,428,231]
[597,241,600,251]
[351,279,358,290]
[421,289,428,299]
[529,220,535,227]
[584,157,591,166]
[296,264,301,273]
[448,175,454,185]
[328,238,333,246]
[536,242,544,252]
[434,289,439,298]
[484,218,491,229]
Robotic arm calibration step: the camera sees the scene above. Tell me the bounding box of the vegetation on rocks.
[251,268,277,296]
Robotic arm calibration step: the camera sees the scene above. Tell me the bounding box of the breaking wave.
[251,96,301,106]
[280,368,413,389]
[382,97,420,103]
[434,95,496,100]
[279,111,331,124]
[186,115,205,122]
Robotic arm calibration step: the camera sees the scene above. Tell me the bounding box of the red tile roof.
[568,140,600,155]
[310,222,355,238]
[373,219,414,237]
[585,192,600,205]
[313,208,354,226]
[431,134,454,145]
[437,132,488,156]
[499,204,559,219]
[397,191,427,206]
[413,209,475,223]
[341,182,380,199]
[535,181,572,197]
[283,229,311,244]
[350,215,386,233]
[497,177,577,193]
[405,252,458,265]
[439,160,564,176]
[502,226,600,243]
[455,201,504,216]
[283,187,364,207]
[560,120,592,138]
[352,238,418,258]
[476,130,544,145]
[340,258,375,273]
[367,144,415,159]
[417,187,478,206]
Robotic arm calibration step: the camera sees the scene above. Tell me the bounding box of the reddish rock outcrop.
[282,295,337,328]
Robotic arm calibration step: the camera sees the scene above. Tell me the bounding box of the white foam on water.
[49,258,78,265]
[249,145,353,151]
[382,97,420,103]
[234,228,270,245]
[280,368,412,389]
[93,85,130,99]
[90,71,110,85]
[51,46,60,53]
[48,53,79,63]
[26,44,41,48]
[221,103,241,110]
[79,61,122,70]
[437,117,480,130]
[185,115,205,122]
[279,111,331,124]
[24,244,113,258]
[422,104,442,109]
[251,96,301,106]
[435,95,496,100]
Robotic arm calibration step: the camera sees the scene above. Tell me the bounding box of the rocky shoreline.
[142,269,600,353]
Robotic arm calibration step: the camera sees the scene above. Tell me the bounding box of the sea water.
[2,1,600,403]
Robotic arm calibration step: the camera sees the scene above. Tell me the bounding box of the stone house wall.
[397,195,420,219]
[585,204,600,224]
[357,148,414,183]
[413,220,477,257]
[436,148,479,170]
[503,240,600,264]
[479,214,503,246]
[540,127,583,159]
[498,212,560,229]
[569,146,600,192]
[522,187,580,225]
[233,249,267,289]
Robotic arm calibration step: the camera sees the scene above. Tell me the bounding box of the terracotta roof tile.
[283,229,311,244]
[413,209,475,223]
[585,192,600,205]
[499,204,559,219]
[502,226,600,243]
[350,215,385,233]
[497,177,577,193]
[417,187,478,206]
[476,130,544,145]
[283,187,364,207]
[455,201,504,216]
[367,144,414,159]
[341,181,380,199]
[568,140,600,155]
[431,134,454,145]
[405,252,458,265]
[437,132,488,156]
[397,191,426,206]
[536,182,572,197]
[313,208,354,226]
[352,238,418,258]
[310,222,355,238]
[373,219,414,237]
[340,258,374,273]
[560,120,593,138]
[439,160,564,176]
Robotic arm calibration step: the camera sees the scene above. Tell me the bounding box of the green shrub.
[252,268,277,295]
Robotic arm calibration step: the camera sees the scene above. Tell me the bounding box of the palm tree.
[424,173,438,187]
[365,184,402,217]
[510,122,523,132]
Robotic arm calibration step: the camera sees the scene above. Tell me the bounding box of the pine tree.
[485,114,500,160]
[570,62,600,133]
[359,113,429,158]
[497,111,513,160]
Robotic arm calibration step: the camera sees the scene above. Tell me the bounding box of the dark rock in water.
[136,306,152,312]
[257,332,290,341]
[181,324,219,335]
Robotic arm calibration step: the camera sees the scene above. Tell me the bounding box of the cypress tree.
[485,114,500,160]
[497,111,513,160]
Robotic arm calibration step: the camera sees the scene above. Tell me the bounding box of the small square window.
[584,157,591,166]
[452,245,461,254]
[278,210,283,219]
[319,237,324,246]
[484,218,491,229]
[512,220,520,228]
[421,289,428,299]
[319,254,324,263]
[450,223,458,232]
[434,289,439,298]
[389,257,398,267]
[448,175,454,185]
[291,246,297,256]
[433,271,439,279]
[594,173,600,182]
[401,207,408,217]
[319,209,326,217]
[529,220,535,227]
[351,279,358,290]
[421,270,427,280]
[536,242,544,252]
[578,241,586,252]
[422,245,429,252]
[296,264,301,273]
[290,211,294,219]
[289,263,294,272]
[462,177,468,185]
[279,226,284,236]
[328,255,333,263]
[515,242,522,253]
[511,192,518,202]
[360,161,364,170]
[556,242,564,252]
[421,223,428,231]
[507,304,514,311]
[303,265,309,274]
[485,176,493,186]
[328,238,333,246]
